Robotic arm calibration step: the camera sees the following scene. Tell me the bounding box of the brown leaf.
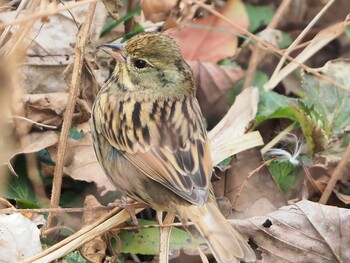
[0,3,108,94]
[167,0,249,63]
[141,0,177,23]
[24,93,91,129]
[188,60,244,127]
[101,0,122,20]
[213,148,287,219]
[234,200,350,262]
[6,131,59,175]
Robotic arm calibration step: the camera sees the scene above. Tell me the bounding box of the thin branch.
[47,2,97,229]
[319,144,350,204]
[124,0,136,34]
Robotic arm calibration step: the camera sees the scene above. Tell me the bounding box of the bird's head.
[101,32,195,97]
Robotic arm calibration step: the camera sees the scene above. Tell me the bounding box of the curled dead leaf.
[208,87,262,166]
[6,131,59,175]
[0,213,42,262]
[24,93,91,129]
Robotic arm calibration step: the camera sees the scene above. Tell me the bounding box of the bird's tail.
[185,201,256,263]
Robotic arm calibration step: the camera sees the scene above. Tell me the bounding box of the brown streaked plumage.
[91,32,255,263]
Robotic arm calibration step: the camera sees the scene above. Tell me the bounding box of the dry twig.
[47,2,97,229]
[319,144,350,204]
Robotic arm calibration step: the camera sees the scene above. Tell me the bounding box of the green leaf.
[301,59,350,137]
[218,156,232,167]
[276,31,293,49]
[119,219,205,255]
[345,27,350,38]
[245,4,274,32]
[5,156,37,205]
[255,90,296,126]
[64,251,87,263]
[69,126,84,140]
[59,178,91,208]
[268,159,299,194]
[37,149,55,165]
[289,101,328,154]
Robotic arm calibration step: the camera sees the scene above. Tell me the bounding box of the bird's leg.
[108,196,139,225]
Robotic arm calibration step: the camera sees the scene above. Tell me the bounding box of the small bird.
[91,32,255,263]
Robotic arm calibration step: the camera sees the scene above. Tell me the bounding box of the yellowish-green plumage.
[91,32,255,262]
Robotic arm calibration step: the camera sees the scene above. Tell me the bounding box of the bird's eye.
[133,59,148,69]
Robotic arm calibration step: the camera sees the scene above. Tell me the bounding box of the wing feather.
[94,91,212,205]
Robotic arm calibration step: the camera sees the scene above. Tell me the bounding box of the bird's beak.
[99,43,126,62]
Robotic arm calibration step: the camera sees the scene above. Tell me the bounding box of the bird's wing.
[93,93,212,205]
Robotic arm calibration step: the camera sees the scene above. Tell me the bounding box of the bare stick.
[47,2,97,228]
[319,144,350,204]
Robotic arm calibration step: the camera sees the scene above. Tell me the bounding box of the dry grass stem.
[23,206,144,263]
[268,0,335,86]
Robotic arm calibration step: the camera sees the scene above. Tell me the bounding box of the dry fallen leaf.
[208,87,262,166]
[24,93,91,129]
[214,148,287,220]
[0,213,42,262]
[6,131,59,175]
[234,200,350,262]
[167,0,249,63]
[0,3,107,94]
[141,0,177,23]
[188,60,244,127]
[101,0,122,20]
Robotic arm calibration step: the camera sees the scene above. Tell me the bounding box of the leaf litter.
[1,0,350,262]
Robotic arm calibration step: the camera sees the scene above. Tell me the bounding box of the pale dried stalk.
[265,20,349,91]
[159,212,176,263]
[22,207,144,263]
[268,0,335,90]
